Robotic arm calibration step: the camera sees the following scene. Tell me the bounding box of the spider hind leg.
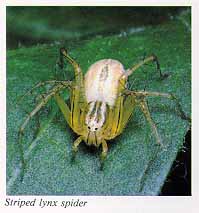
[125,89,191,147]
[17,82,71,179]
[138,98,163,146]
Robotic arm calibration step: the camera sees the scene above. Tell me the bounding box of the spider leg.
[138,98,162,146]
[125,90,191,122]
[59,47,83,82]
[17,80,71,104]
[114,95,136,137]
[59,48,86,132]
[122,89,191,146]
[71,136,84,162]
[103,95,124,140]
[18,83,71,179]
[54,93,72,129]
[110,95,124,136]
[100,139,108,170]
[121,54,168,80]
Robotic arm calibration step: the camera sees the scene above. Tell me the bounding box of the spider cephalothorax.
[18,48,190,170]
[85,101,107,132]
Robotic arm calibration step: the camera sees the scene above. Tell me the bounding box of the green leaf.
[7,15,191,195]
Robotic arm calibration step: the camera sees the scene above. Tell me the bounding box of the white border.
[1,0,199,212]
[0,0,6,201]
[3,0,192,6]
[191,0,199,201]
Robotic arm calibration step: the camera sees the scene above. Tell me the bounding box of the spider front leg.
[58,47,86,132]
[54,93,86,162]
[100,139,108,170]
[121,54,168,80]
[59,47,83,82]
[70,136,84,162]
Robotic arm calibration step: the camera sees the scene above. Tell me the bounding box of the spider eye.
[87,126,98,131]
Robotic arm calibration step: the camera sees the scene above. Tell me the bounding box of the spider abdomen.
[84,59,125,107]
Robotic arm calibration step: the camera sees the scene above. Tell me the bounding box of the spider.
[18,47,190,170]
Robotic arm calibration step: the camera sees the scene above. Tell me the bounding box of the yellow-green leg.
[17,80,71,104]
[111,95,124,135]
[100,139,108,170]
[54,94,85,162]
[71,136,84,162]
[59,47,83,82]
[116,95,137,136]
[58,48,89,162]
[59,47,86,134]
[18,83,71,179]
[121,54,168,80]
[123,90,191,146]
[54,94,72,129]
[104,95,124,140]
[126,90,191,122]
[138,98,162,146]
[19,84,68,137]
[70,88,81,132]
[104,94,136,139]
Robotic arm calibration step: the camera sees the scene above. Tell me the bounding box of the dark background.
[6,6,191,195]
[7,7,188,49]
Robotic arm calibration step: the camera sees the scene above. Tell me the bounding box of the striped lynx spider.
[18,48,190,170]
